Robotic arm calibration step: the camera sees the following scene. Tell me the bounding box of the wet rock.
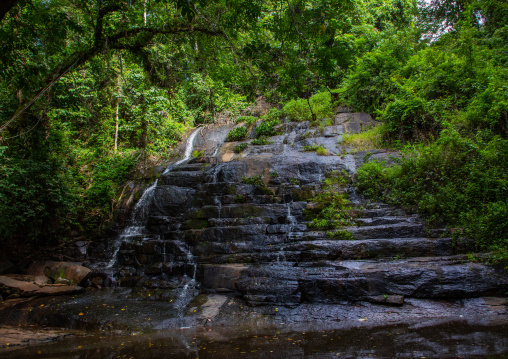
[54,277,71,285]
[0,276,39,295]
[74,120,508,327]
[368,294,404,306]
[28,262,90,286]
[0,326,78,348]
[33,285,83,296]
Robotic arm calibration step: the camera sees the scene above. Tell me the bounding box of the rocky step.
[292,222,427,241]
[355,216,419,226]
[159,171,213,187]
[196,194,284,207]
[201,256,508,306]
[186,203,306,222]
[194,237,463,263]
[346,222,427,240]
[355,208,408,218]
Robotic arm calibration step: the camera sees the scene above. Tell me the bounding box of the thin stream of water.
[100,128,203,283]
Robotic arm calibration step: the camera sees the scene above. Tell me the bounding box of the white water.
[173,241,198,328]
[163,127,202,175]
[104,127,202,281]
[104,179,159,276]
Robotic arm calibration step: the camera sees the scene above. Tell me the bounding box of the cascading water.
[98,128,203,284]
[172,241,198,328]
[163,127,202,174]
[103,179,159,281]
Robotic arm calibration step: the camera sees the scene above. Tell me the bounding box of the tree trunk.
[114,101,119,152]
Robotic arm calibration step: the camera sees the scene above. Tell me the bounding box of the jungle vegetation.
[0,0,506,262]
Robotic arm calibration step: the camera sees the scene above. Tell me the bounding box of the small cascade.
[103,179,159,281]
[163,127,202,174]
[97,128,203,283]
[173,241,198,328]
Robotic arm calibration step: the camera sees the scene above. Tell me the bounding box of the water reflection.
[3,321,508,358]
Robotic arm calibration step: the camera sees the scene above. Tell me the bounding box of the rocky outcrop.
[84,114,507,313]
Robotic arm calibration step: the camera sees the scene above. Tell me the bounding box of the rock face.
[86,115,508,315]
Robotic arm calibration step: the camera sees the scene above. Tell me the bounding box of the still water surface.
[2,321,508,358]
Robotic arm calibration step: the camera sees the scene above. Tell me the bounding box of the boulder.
[28,261,91,285]
[0,276,39,294]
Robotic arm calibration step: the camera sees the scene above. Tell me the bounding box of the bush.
[233,143,248,153]
[242,175,265,188]
[255,119,280,138]
[380,95,442,143]
[356,126,508,264]
[192,150,204,157]
[252,136,270,145]
[303,144,328,155]
[261,108,283,122]
[283,91,334,121]
[326,229,354,240]
[226,126,248,142]
[236,116,259,126]
[342,124,386,151]
[304,188,355,230]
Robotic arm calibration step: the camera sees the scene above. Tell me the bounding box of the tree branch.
[1,24,225,134]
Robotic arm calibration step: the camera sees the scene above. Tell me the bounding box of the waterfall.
[104,179,159,279]
[163,127,202,174]
[100,127,203,282]
[173,241,198,328]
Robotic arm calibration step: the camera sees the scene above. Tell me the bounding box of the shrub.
[380,95,442,143]
[304,191,355,230]
[192,150,204,157]
[316,147,330,156]
[261,108,283,122]
[355,126,508,265]
[236,116,259,126]
[283,91,334,122]
[255,119,280,138]
[303,144,328,155]
[252,136,270,145]
[326,229,354,240]
[226,126,248,142]
[233,143,248,153]
[342,124,387,151]
[241,175,265,188]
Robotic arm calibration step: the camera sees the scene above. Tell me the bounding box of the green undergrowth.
[255,119,281,138]
[241,175,273,195]
[234,143,248,153]
[342,125,387,152]
[305,171,356,231]
[303,144,330,155]
[236,116,259,126]
[226,126,248,142]
[283,91,337,122]
[252,136,272,145]
[356,126,508,265]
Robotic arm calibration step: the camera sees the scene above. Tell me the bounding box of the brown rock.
[28,261,90,285]
[0,276,39,294]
